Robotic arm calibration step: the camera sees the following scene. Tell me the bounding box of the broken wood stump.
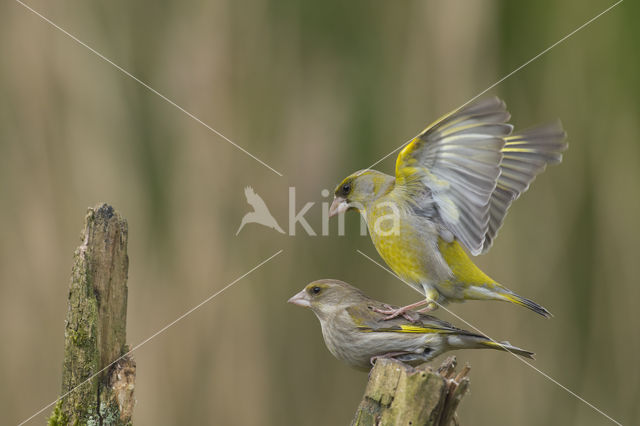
[49,204,135,425]
[352,357,470,426]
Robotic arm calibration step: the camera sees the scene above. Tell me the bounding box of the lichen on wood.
[351,356,470,426]
[49,204,135,425]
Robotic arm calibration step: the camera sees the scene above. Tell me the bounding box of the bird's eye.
[341,183,351,195]
[311,286,321,295]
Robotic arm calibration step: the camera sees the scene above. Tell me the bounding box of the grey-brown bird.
[288,279,533,370]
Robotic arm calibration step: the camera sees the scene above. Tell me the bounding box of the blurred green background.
[1,0,638,424]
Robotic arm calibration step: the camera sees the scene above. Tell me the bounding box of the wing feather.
[348,305,482,338]
[394,98,566,255]
[481,120,567,252]
[395,97,512,254]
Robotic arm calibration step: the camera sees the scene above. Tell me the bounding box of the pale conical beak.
[329,197,349,218]
[287,290,311,308]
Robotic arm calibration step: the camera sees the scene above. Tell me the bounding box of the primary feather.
[482,120,567,252]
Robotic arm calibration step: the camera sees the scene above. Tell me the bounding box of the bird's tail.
[449,334,535,359]
[235,216,249,236]
[501,291,552,318]
[462,281,552,318]
[477,339,535,359]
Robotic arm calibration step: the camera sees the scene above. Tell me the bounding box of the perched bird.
[236,186,285,235]
[288,279,533,371]
[330,97,567,318]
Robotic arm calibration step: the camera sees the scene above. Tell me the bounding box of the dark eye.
[311,286,321,295]
[341,183,351,196]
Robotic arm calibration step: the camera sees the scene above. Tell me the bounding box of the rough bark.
[48,204,135,425]
[351,357,470,426]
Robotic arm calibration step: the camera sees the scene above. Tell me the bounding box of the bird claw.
[370,351,411,367]
[372,299,431,322]
[370,303,394,315]
[372,305,421,322]
[385,310,420,323]
[370,356,379,367]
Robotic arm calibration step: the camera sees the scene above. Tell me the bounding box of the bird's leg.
[415,301,438,314]
[372,300,429,322]
[415,288,440,314]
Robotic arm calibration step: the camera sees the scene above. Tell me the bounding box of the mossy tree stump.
[352,357,470,426]
[49,204,135,425]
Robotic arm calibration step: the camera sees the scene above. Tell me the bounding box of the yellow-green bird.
[330,97,567,318]
[288,279,533,371]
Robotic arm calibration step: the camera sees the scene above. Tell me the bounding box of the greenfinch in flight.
[330,97,566,318]
[288,279,533,371]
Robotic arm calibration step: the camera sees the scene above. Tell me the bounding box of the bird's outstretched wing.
[244,186,270,212]
[481,121,567,253]
[395,97,512,255]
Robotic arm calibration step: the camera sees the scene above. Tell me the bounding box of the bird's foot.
[372,300,429,322]
[372,304,419,322]
[370,351,411,367]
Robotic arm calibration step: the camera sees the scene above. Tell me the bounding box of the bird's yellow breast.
[364,198,498,291]
[373,230,427,284]
[365,203,429,285]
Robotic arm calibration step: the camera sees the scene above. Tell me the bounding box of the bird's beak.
[287,290,311,308]
[329,197,349,218]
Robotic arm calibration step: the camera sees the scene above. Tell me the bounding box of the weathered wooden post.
[352,357,470,426]
[48,204,135,425]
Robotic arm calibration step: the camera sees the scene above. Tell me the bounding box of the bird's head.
[288,279,366,319]
[329,169,394,217]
